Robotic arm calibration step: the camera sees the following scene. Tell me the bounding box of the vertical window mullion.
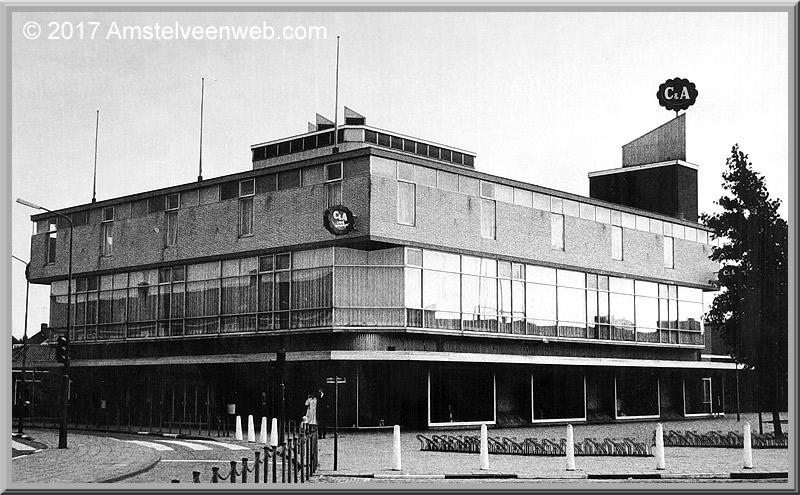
[611,225,623,261]
[550,213,564,250]
[663,236,674,268]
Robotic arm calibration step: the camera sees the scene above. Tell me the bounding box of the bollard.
[254,451,261,483]
[260,417,268,444]
[242,458,249,483]
[230,460,238,483]
[479,424,489,470]
[192,471,201,483]
[565,424,576,471]
[270,417,279,447]
[235,415,243,441]
[248,415,256,442]
[743,421,753,469]
[392,424,402,471]
[211,466,219,483]
[654,423,665,470]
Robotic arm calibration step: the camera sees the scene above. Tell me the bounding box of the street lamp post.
[17,198,73,449]
[12,255,30,435]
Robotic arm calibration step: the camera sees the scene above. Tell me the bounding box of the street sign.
[326,377,346,384]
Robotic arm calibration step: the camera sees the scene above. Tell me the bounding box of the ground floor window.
[429,367,495,425]
[532,367,586,421]
[684,376,724,416]
[615,369,660,418]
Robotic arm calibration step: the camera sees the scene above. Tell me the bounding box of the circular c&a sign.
[324,205,354,235]
[657,77,698,112]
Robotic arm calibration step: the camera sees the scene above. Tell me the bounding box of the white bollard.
[565,424,575,471]
[259,417,268,444]
[270,417,279,447]
[234,415,243,441]
[743,421,753,469]
[247,415,256,442]
[479,424,489,470]
[392,424,402,471]
[654,423,665,470]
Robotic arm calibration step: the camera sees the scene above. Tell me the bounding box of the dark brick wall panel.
[28,157,371,280]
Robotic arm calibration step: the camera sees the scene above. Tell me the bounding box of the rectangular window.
[101,207,114,256]
[481,199,496,239]
[611,225,623,260]
[664,236,674,268]
[397,181,416,226]
[239,198,254,236]
[165,193,179,247]
[239,179,255,237]
[550,213,564,250]
[45,218,57,264]
[325,162,343,208]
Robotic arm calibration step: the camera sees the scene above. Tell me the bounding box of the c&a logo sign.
[657,78,698,112]
[323,205,355,236]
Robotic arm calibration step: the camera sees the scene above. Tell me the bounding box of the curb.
[315,471,790,481]
[730,471,789,480]
[97,454,162,483]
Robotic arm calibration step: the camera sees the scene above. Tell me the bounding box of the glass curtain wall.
[404,247,705,346]
[49,246,706,346]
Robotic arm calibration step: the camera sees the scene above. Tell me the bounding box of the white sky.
[9,10,791,339]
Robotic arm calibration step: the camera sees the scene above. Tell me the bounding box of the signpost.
[326,376,346,470]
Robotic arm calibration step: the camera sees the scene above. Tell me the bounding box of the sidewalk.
[314,413,790,481]
[9,413,790,484]
[10,429,160,484]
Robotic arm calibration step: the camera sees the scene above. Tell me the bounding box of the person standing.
[316,388,327,438]
[304,393,317,430]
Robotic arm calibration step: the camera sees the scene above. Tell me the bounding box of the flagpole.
[333,36,340,153]
[92,110,99,203]
[198,77,205,182]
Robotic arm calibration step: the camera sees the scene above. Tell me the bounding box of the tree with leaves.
[701,145,788,436]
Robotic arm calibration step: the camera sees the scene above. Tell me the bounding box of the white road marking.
[154,440,213,450]
[12,440,37,451]
[184,439,251,450]
[119,439,175,451]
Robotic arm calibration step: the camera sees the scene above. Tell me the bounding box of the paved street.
[9,412,791,486]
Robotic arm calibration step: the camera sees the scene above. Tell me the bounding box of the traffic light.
[56,335,68,364]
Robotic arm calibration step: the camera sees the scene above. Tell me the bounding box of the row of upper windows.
[376,156,715,247]
[398,189,677,269]
[250,127,476,169]
[36,155,712,249]
[34,163,348,237]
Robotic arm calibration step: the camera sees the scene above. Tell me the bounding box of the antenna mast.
[198,77,205,182]
[333,36,340,153]
[92,110,99,203]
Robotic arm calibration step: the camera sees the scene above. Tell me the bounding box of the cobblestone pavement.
[10,429,160,484]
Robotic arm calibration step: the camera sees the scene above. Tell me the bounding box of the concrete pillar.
[259,417,268,444]
[235,415,243,441]
[392,424,402,471]
[247,415,256,442]
[565,424,576,471]
[479,424,489,470]
[654,423,665,470]
[743,421,753,469]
